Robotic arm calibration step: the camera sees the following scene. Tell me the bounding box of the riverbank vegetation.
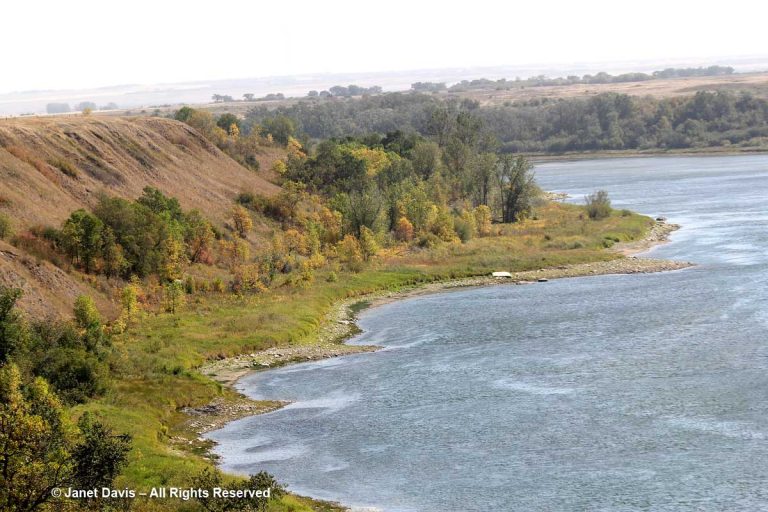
[3,95,661,511]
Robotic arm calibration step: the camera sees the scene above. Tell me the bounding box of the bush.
[0,213,12,239]
[417,232,442,249]
[454,217,474,243]
[35,347,107,404]
[49,158,79,179]
[585,190,612,220]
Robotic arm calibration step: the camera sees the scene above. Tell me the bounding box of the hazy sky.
[2,0,767,93]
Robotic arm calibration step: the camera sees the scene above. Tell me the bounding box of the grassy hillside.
[0,117,279,226]
[0,116,282,317]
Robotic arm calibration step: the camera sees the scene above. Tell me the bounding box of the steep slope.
[0,116,279,227]
[0,116,281,317]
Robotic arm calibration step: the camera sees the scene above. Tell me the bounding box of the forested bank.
[245,89,768,154]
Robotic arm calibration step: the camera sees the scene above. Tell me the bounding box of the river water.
[208,155,768,511]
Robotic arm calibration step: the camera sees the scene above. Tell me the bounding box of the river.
[207,155,768,511]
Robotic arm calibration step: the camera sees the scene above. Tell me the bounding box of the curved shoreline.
[194,221,692,509]
[196,221,690,421]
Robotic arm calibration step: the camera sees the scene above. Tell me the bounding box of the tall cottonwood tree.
[497,155,537,223]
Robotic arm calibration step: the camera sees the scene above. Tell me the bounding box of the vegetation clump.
[0,213,12,239]
[585,190,612,220]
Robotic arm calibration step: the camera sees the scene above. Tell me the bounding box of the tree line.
[244,89,768,153]
[445,65,735,91]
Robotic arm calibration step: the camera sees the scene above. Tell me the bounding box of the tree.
[216,113,241,133]
[359,226,379,261]
[243,93,255,101]
[474,205,493,236]
[261,116,295,145]
[73,295,101,332]
[164,280,186,314]
[228,123,240,141]
[497,155,537,223]
[71,413,131,491]
[337,235,363,272]
[394,216,414,242]
[101,227,127,277]
[185,210,215,263]
[118,282,140,329]
[0,365,75,512]
[0,286,26,364]
[471,152,498,206]
[191,467,285,512]
[339,188,383,237]
[231,206,253,238]
[61,210,104,272]
[0,365,130,511]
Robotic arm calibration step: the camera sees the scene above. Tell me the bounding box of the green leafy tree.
[0,365,130,511]
[0,365,75,512]
[0,287,26,364]
[73,295,101,331]
[216,113,241,133]
[164,280,186,315]
[71,413,132,491]
[359,226,379,261]
[191,467,285,512]
[261,116,295,145]
[60,209,104,272]
[497,155,537,223]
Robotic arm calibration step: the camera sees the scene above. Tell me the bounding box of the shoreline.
[192,220,692,510]
[529,147,768,163]
[194,220,690,432]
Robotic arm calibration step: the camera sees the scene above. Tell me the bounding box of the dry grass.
[0,116,280,228]
[452,72,768,106]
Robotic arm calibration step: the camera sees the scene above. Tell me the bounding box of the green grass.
[79,203,652,511]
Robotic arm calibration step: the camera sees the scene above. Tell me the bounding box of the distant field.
[452,72,768,106]
[83,71,768,121]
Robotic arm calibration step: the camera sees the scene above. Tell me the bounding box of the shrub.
[49,157,79,179]
[454,217,474,243]
[417,232,442,249]
[585,190,612,220]
[35,347,107,404]
[0,213,12,239]
[337,235,364,272]
[359,226,379,261]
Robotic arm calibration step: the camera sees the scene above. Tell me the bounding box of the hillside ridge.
[0,116,281,317]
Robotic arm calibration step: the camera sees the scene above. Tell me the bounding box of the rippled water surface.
[208,156,768,511]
